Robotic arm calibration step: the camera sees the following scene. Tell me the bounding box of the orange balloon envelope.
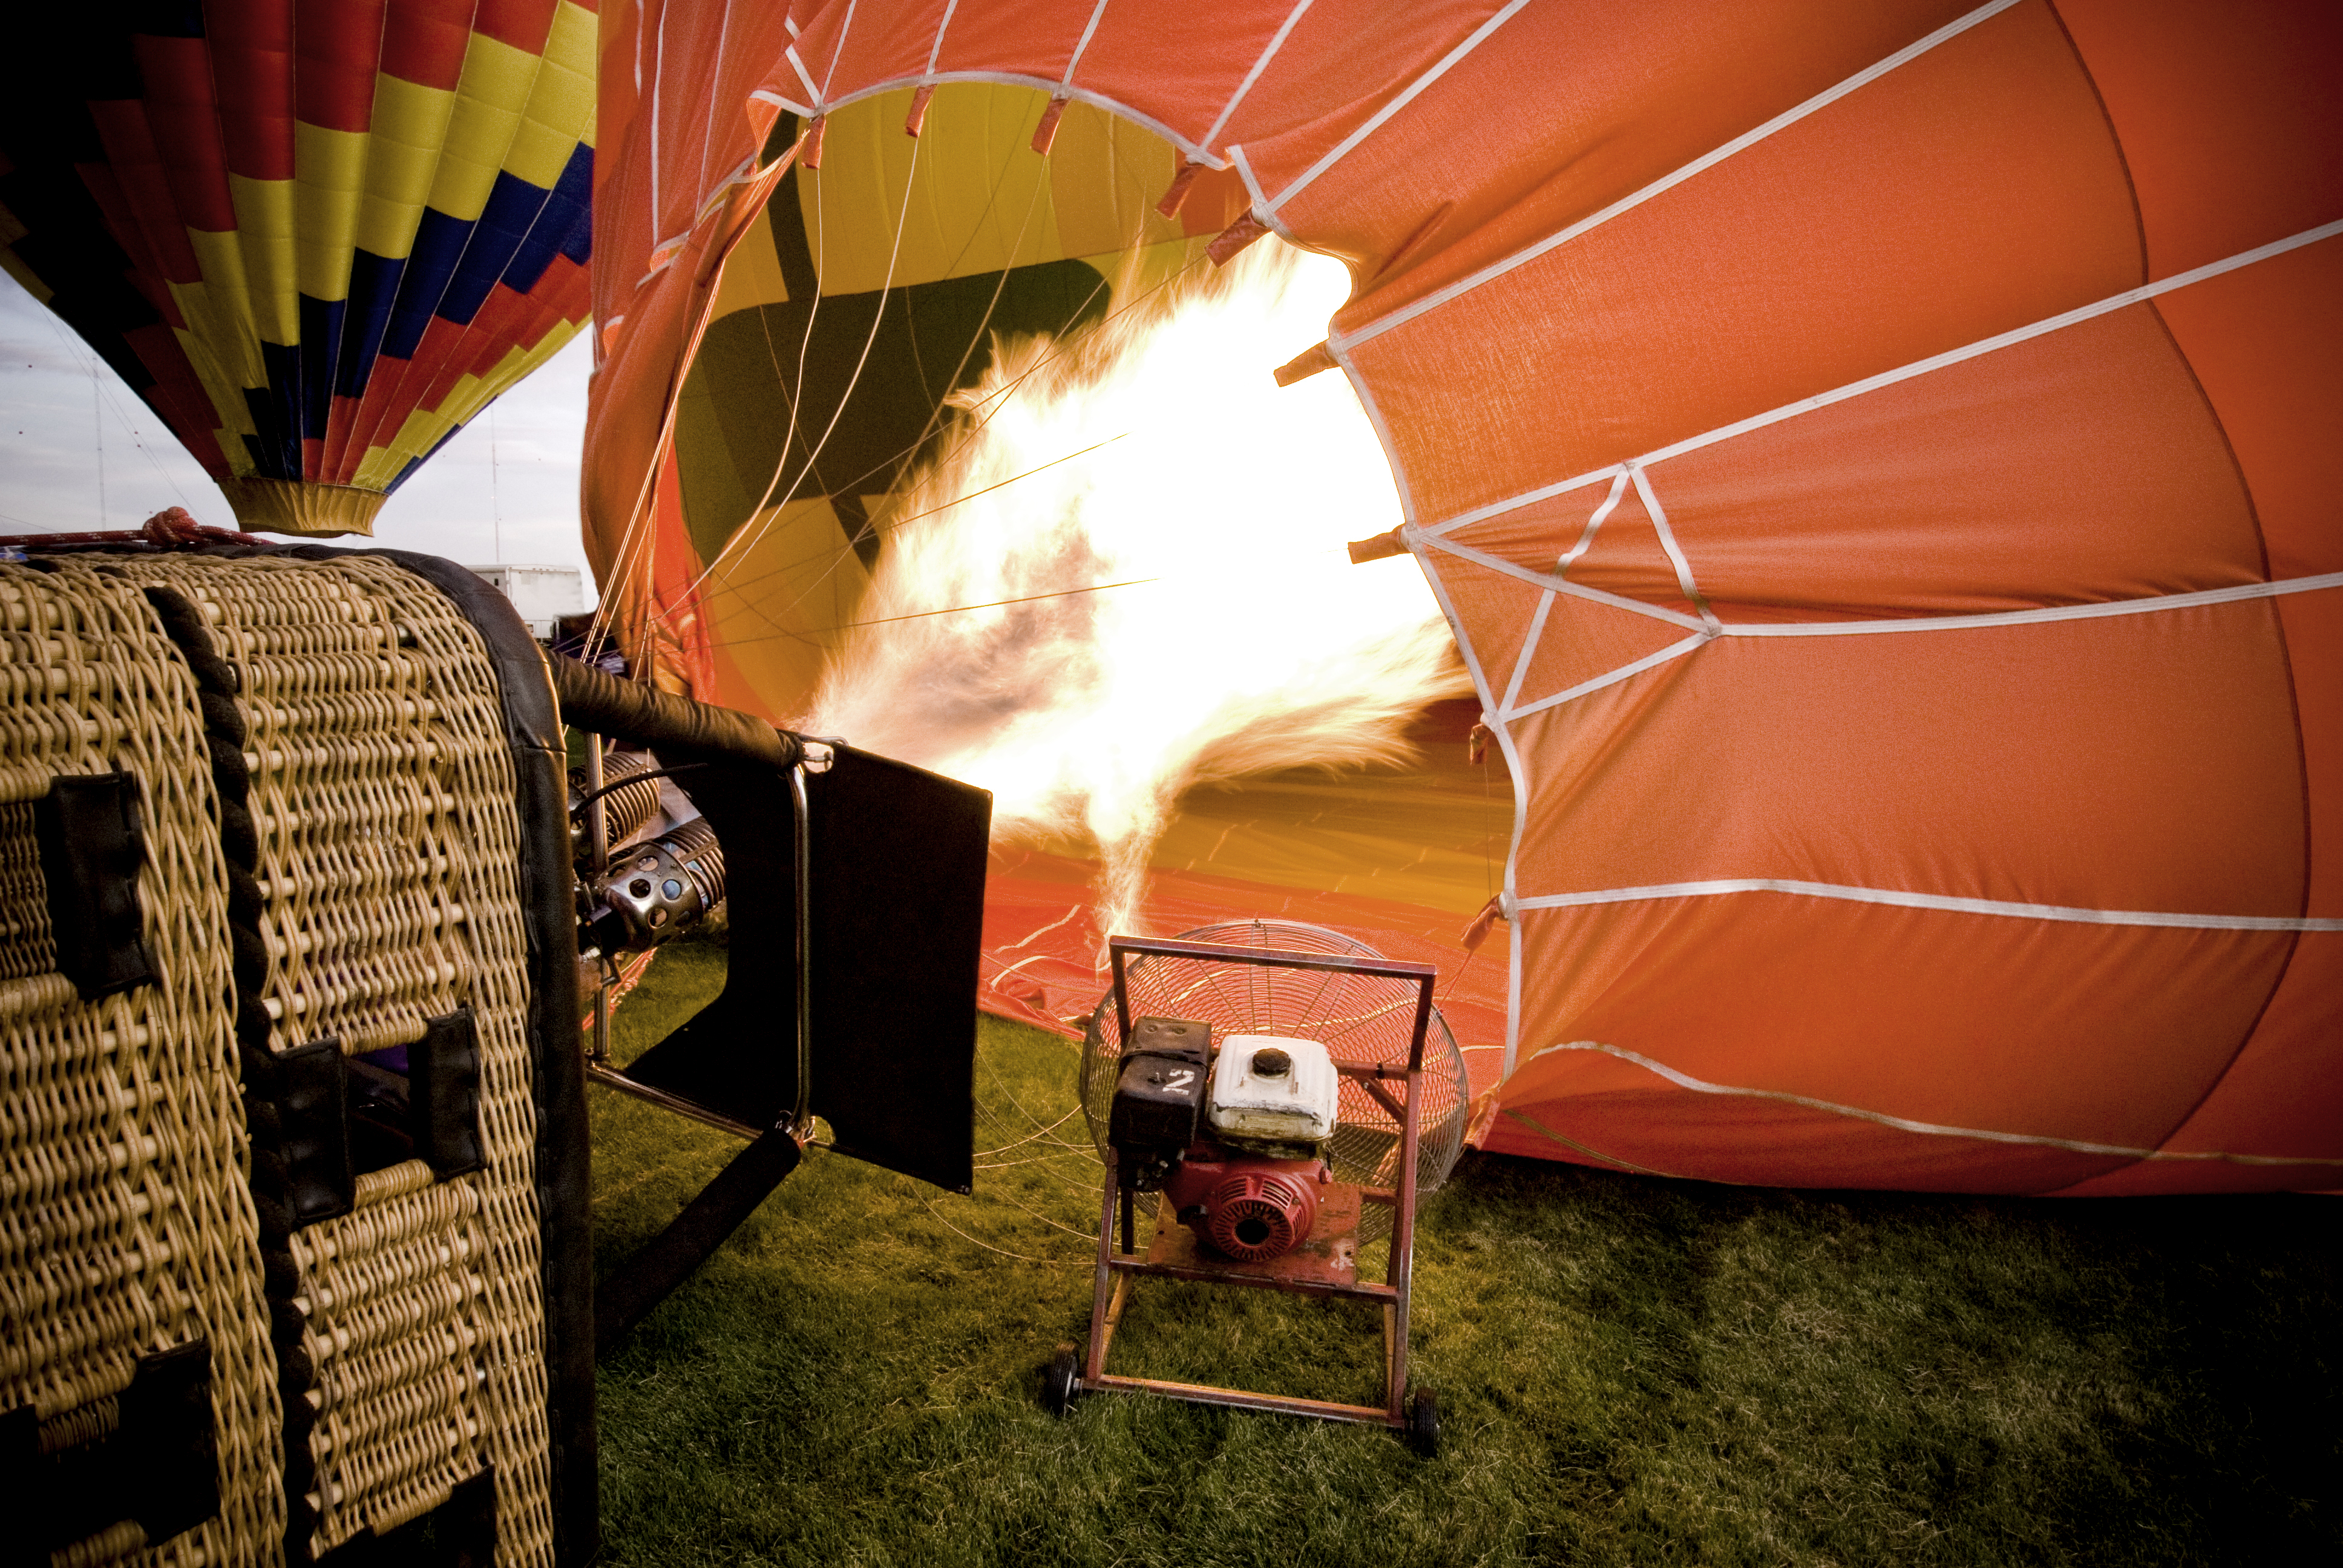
[0,1,598,535]
[586,0,2342,1194]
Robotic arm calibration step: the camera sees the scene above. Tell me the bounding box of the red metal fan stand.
[1058,936,1440,1450]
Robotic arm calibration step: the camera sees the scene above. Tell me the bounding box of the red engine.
[1162,1149,1329,1263]
[1107,1022,1341,1263]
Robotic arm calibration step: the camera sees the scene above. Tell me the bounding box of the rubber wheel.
[1041,1348,1081,1418]
[1405,1387,1439,1456]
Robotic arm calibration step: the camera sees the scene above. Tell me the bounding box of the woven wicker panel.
[111,555,553,1567]
[0,797,50,981]
[0,563,284,1567]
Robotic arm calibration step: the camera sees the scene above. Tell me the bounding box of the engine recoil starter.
[1163,1151,1326,1262]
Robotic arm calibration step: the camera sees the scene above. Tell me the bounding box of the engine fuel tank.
[1207,1034,1338,1157]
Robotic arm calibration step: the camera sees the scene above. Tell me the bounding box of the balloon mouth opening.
[219,479,387,538]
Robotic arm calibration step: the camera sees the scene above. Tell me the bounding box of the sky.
[0,272,598,601]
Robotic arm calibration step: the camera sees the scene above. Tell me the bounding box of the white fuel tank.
[1208,1034,1339,1152]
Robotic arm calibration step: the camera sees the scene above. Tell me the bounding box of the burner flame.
[805,240,1466,939]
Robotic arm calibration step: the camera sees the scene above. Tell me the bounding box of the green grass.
[589,940,2341,1566]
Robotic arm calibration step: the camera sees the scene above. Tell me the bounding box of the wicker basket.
[0,550,592,1568]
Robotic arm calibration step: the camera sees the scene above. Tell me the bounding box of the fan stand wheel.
[1041,1347,1081,1418]
[1404,1386,1438,1456]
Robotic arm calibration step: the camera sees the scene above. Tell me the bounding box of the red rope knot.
[1031,96,1070,155]
[904,83,936,138]
[1207,212,1271,267]
[1460,893,1508,953]
[142,506,206,545]
[1156,160,1204,218]
[1274,341,1337,387]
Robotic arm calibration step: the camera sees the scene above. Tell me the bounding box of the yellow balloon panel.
[796,85,1194,298]
[701,496,880,722]
[678,87,1224,720]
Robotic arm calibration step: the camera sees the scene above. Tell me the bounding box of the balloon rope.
[972,1104,1084,1158]
[693,532,1361,655]
[827,573,1164,630]
[698,575,1161,649]
[697,109,1074,609]
[665,238,1210,641]
[917,1197,1080,1268]
[682,430,1129,610]
[649,109,936,627]
[586,157,790,667]
[27,307,196,515]
[589,134,818,669]
[651,131,1213,638]
[801,132,1187,527]
[657,129,1067,633]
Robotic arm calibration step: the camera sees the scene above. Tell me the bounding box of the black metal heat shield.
[617,743,991,1195]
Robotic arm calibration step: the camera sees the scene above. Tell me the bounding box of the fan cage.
[1080,919,1469,1247]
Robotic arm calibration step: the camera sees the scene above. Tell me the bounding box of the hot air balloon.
[0,0,597,537]
[585,0,2342,1196]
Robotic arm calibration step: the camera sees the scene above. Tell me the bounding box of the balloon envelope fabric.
[667,88,1249,710]
[585,0,2342,1195]
[0,1,597,536]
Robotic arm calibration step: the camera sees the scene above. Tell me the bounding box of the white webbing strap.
[1497,469,1636,715]
[1631,462,1719,636]
[1260,0,1534,215]
[819,0,860,100]
[1337,0,2024,351]
[1724,569,2343,637]
[1498,592,1555,717]
[1501,632,1709,722]
[1558,468,1631,576]
[924,0,960,76]
[1415,532,1710,633]
[1516,1041,2343,1168]
[1441,573,2343,722]
[1061,0,1113,89]
[1514,878,2343,932]
[784,32,822,107]
[747,87,807,117]
[1425,220,2343,539]
[1408,541,1532,1074]
[1200,0,1317,155]
[1430,560,2343,656]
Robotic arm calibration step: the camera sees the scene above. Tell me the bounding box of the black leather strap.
[0,1341,218,1565]
[33,771,156,999]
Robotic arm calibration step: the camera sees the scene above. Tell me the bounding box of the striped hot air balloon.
[0,0,596,537]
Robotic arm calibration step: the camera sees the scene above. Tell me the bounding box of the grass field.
[589,940,2340,1566]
